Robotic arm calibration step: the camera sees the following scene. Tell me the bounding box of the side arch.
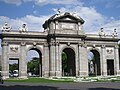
[87,47,101,76]
[26,45,43,77]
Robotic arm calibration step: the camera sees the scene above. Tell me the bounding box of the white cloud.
[53,6,106,33]
[34,0,82,6]
[52,5,120,37]
[0,14,51,32]
[1,0,83,6]
[89,0,120,8]
[1,0,22,5]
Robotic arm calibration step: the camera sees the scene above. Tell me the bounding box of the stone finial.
[112,29,118,37]
[99,28,105,37]
[19,24,28,32]
[57,9,61,14]
[2,22,11,32]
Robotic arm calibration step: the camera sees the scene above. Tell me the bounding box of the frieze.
[21,42,26,46]
[1,42,8,46]
[101,45,106,48]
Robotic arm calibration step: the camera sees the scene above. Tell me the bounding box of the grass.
[5,77,74,83]
[4,76,120,83]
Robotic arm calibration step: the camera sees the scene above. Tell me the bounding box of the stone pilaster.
[75,44,79,76]
[101,45,107,76]
[55,42,61,76]
[78,44,88,77]
[1,42,9,79]
[49,42,56,76]
[43,43,49,77]
[19,42,27,79]
[114,45,120,76]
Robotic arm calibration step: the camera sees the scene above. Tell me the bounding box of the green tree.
[62,52,67,71]
[27,57,40,75]
[9,63,18,73]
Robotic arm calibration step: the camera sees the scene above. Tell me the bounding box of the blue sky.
[0,0,120,60]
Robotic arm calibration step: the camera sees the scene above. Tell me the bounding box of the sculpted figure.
[19,24,28,32]
[99,28,105,37]
[112,29,118,37]
[2,23,11,32]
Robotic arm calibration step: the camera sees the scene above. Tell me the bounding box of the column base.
[43,71,49,77]
[102,72,107,76]
[19,76,28,79]
[116,70,120,76]
[1,71,9,80]
[19,71,27,79]
[49,71,56,76]
[78,71,88,77]
[55,71,61,77]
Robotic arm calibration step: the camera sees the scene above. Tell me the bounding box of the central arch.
[27,48,42,77]
[62,48,76,76]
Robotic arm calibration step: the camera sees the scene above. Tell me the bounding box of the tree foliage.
[27,57,40,75]
[62,52,67,71]
[9,63,18,73]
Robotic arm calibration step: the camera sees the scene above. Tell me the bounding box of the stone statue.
[2,23,11,32]
[19,24,28,32]
[99,28,105,37]
[112,29,118,37]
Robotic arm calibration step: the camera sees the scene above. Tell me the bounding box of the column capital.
[49,42,55,46]
[114,45,119,49]
[44,43,49,47]
[56,42,59,46]
[78,42,82,46]
[82,43,87,48]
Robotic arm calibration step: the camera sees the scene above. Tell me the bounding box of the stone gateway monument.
[0,12,120,79]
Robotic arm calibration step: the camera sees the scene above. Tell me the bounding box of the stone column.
[1,42,9,79]
[43,43,49,77]
[101,45,107,76]
[49,42,56,76]
[114,45,120,76]
[19,42,27,79]
[79,44,88,77]
[55,42,61,76]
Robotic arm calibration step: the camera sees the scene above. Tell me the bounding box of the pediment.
[56,14,84,24]
[59,17,77,22]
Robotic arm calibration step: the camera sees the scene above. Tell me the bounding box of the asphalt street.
[0,82,120,90]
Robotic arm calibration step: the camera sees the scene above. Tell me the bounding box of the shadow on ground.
[0,85,59,90]
[89,88,120,90]
[0,85,120,90]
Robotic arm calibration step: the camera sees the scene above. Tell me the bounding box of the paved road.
[0,82,120,90]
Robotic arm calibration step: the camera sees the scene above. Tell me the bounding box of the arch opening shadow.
[62,48,76,76]
[88,50,101,76]
[27,48,42,77]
